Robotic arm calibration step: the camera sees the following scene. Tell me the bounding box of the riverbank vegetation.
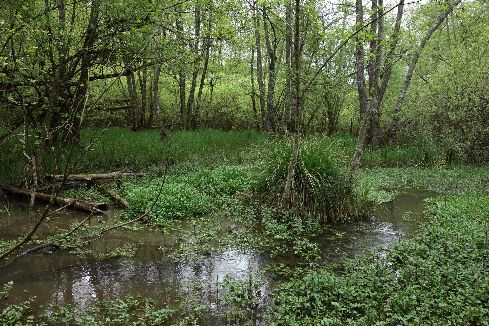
[1,0,489,324]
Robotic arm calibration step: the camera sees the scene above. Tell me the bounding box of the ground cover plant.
[269,194,489,325]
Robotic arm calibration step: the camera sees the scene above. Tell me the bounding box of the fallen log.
[46,172,145,182]
[1,186,108,214]
[21,243,62,256]
[96,182,129,208]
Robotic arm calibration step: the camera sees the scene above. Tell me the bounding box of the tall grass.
[256,138,357,224]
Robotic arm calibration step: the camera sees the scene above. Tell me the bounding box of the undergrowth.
[269,193,489,325]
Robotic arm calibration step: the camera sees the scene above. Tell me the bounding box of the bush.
[257,139,356,223]
[125,179,213,226]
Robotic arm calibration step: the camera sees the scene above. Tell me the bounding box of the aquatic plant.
[269,194,489,325]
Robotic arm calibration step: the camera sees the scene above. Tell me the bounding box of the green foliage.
[125,179,214,226]
[261,209,322,262]
[191,165,256,195]
[0,282,34,326]
[358,166,489,196]
[269,194,489,325]
[44,296,175,325]
[362,138,441,168]
[221,275,262,324]
[257,139,356,223]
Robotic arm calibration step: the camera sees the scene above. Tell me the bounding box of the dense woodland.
[1,0,489,325]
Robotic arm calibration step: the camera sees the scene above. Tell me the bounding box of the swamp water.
[0,189,435,322]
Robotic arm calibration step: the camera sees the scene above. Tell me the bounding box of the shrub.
[257,139,356,223]
[125,179,213,226]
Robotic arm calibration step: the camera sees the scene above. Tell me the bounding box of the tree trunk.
[186,5,202,130]
[195,37,211,129]
[284,0,292,132]
[46,172,145,182]
[176,13,186,128]
[253,1,266,130]
[283,0,301,204]
[388,0,462,142]
[149,64,160,126]
[354,0,368,119]
[263,7,277,132]
[1,186,108,214]
[126,70,139,131]
[250,47,260,130]
[138,66,148,128]
[70,0,101,141]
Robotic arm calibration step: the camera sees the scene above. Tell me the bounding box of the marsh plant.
[257,140,357,224]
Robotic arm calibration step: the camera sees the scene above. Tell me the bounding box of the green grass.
[269,193,489,325]
[256,138,357,223]
[0,128,267,185]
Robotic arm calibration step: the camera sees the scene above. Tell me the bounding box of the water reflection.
[0,189,435,316]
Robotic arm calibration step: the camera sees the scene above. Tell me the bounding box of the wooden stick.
[96,182,129,208]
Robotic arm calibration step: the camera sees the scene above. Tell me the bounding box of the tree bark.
[96,182,129,208]
[186,5,202,129]
[253,1,266,130]
[151,64,166,139]
[70,0,101,141]
[176,13,186,128]
[284,0,293,132]
[354,0,368,119]
[250,47,260,130]
[126,69,139,130]
[195,36,211,129]
[283,0,301,204]
[263,7,277,132]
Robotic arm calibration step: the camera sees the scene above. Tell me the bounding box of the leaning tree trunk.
[388,0,462,143]
[70,0,101,142]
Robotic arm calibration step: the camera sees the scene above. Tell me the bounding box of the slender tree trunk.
[354,0,368,120]
[195,37,211,129]
[263,7,277,132]
[126,69,139,131]
[253,1,266,130]
[176,13,186,128]
[186,5,202,130]
[148,64,162,127]
[138,67,148,128]
[70,0,101,141]
[284,0,292,132]
[250,47,260,130]
[283,0,301,205]
[388,0,462,142]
